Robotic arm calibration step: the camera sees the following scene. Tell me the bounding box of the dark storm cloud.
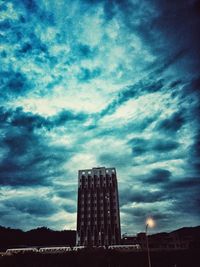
[2,196,58,216]
[0,19,11,31]
[120,166,200,230]
[124,208,147,219]
[0,0,55,101]
[164,177,200,192]
[109,0,200,75]
[152,141,180,152]
[128,137,180,157]
[16,0,54,24]
[144,172,200,206]
[0,125,66,186]
[148,0,200,72]
[62,204,76,213]
[0,205,8,218]
[121,202,174,234]
[97,0,200,73]
[182,77,200,98]
[147,49,189,79]
[189,132,200,173]
[78,44,98,59]
[129,138,147,156]
[1,34,49,101]
[8,107,49,130]
[152,175,200,215]
[163,176,200,214]
[52,110,87,126]
[144,169,172,184]
[155,112,185,134]
[161,176,200,215]
[77,67,101,82]
[0,70,31,99]
[52,185,77,213]
[122,206,170,222]
[0,106,87,131]
[120,187,166,206]
[55,185,77,200]
[0,107,84,187]
[16,34,48,56]
[20,0,39,14]
[97,0,200,122]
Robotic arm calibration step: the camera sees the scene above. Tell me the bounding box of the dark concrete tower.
[76,167,121,246]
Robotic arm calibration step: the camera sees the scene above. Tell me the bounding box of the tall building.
[76,167,121,246]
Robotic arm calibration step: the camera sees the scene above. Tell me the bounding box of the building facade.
[76,167,121,246]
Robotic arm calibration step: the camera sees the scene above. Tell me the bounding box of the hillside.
[0,226,76,251]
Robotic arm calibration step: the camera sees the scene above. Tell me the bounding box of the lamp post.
[145,218,155,267]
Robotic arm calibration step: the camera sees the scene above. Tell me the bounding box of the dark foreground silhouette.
[1,225,200,251]
[0,249,200,267]
[0,226,76,251]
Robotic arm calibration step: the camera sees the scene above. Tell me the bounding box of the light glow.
[146,217,155,228]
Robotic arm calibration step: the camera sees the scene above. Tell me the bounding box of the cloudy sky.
[0,0,200,235]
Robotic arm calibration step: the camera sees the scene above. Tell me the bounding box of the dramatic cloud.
[0,0,199,234]
[155,112,185,134]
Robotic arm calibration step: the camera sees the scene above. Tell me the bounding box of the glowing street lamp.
[145,217,155,267]
[146,217,155,229]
